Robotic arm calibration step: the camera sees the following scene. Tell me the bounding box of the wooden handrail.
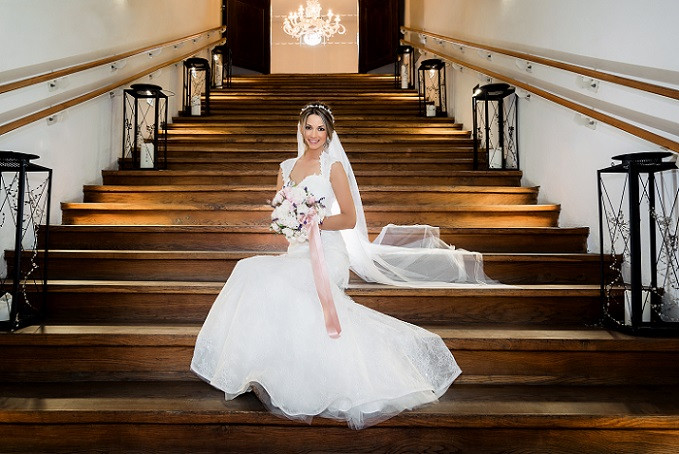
[403,27,679,102]
[0,37,224,136]
[403,39,679,154]
[0,27,224,96]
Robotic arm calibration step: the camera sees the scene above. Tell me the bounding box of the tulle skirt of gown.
[190,230,461,429]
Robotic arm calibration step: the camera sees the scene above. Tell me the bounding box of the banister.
[0,27,224,96]
[0,37,223,136]
[403,38,679,154]
[403,27,679,102]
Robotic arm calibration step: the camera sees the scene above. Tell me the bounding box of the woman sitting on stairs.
[191,102,493,429]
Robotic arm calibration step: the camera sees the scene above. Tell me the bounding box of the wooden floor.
[2,73,679,453]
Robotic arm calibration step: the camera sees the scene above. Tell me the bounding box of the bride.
[191,102,491,429]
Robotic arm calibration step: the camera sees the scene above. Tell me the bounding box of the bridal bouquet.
[270,185,326,243]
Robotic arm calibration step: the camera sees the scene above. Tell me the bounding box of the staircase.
[2,74,679,453]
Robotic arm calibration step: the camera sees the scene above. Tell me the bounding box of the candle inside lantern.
[425,102,436,117]
[624,289,652,325]
[488,148,504,169]
[0,293,11,322]
[191,95,201,116]
[140,141,154,169]
[215,62,223,88]
[401,64,408,89]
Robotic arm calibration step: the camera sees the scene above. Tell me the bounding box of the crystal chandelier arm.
[283,0,345,45]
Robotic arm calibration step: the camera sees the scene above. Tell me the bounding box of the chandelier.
[283,0,346,46]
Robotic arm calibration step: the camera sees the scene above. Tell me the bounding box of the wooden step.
[172,113,453,123]
[43,225,589,253]
[101,170,522,186]
[20,250,600,284]
[164,148,475,162]
[43,280,600,326]
[82,185,539,205]
[60,202,560,227]
[1,381,677,453]
[166,133,470,144]
[165,142,476,156]
[165,140,474,152]
[165,126,467,137]
[168,118,462,128]
[2,324,678,385]
[122,157,480,172]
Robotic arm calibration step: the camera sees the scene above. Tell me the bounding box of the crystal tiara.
[300,103,334,121]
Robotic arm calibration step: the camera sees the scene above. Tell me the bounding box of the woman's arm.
[320,162,356,231]
[276,168,284,191]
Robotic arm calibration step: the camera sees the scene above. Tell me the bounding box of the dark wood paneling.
[358,0,400,72]
[226,0,270,73]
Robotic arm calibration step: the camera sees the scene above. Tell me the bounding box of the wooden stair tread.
[2,381,678,428]
[165,128,469,136]
[61,202,558,212]
[46,224,586,234]
[168,120,463,128]
[83,184,539,194]
[44,279,599,295]
[6,324,679,351]
[102,169,522,177]
[44,225,589,253]
[34,249,597,261]
[173,114,455,122]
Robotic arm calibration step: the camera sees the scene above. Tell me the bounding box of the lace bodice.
[280,153,341,213]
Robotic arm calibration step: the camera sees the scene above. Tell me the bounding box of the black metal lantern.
[211,45,232,89]
[472,83,518,170]
[0,151,52,331]
[418,59,447,117]
[598,151,679,335]
[183,57,211,116]
[395,45,414,90]
[122,83,168,170]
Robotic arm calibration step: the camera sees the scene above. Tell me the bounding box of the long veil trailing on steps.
[297,127,496,288]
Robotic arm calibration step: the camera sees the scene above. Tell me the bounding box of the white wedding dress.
[191,152,462,429]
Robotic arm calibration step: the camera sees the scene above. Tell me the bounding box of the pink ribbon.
[308,221,342,338]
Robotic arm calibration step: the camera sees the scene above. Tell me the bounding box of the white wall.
[0,0,220,209]
[0,0,220,275]
[405,0,679,252]
[271,0,358,73]
[0,0,220,77]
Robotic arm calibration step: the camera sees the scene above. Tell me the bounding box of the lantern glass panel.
[183,58,211,116]
[598,152,679,334]
[211,45,232,89]
[395,45,414,89]
[0,151,52,331]
[122,84,168,170]
[472,83,518,170]
[418,59,447,117]
[212,52,223,88]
